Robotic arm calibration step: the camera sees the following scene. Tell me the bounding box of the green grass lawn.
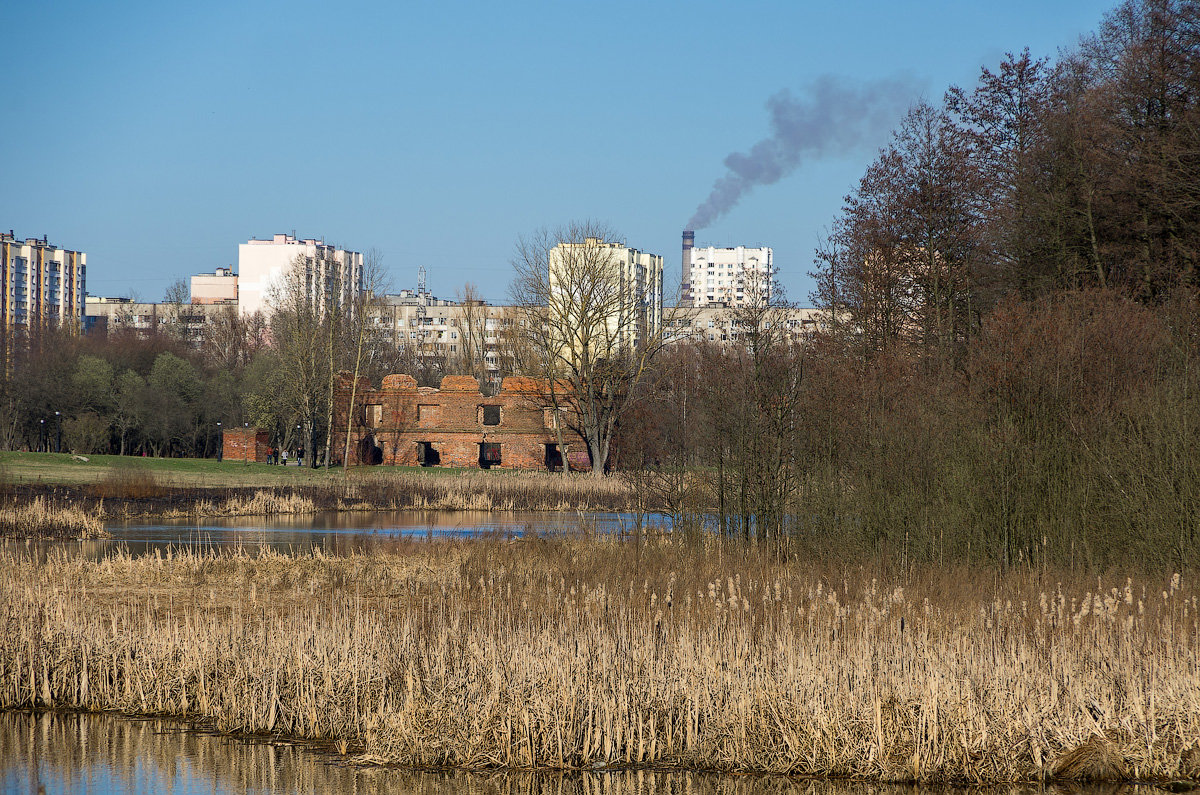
[0,451,471,488]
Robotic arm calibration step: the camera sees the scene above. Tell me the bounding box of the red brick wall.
[334,374,589,471]
[222,428,270,463]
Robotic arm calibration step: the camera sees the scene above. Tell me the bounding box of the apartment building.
[237,233,363,317]
[1,232,86,333]
[549,237,663,351]
[371,292,515,374]
[2,232,86,369]
[664,305,823,346]
[682,241,774,309]
[84,297,234,344]
[190,267,238,304]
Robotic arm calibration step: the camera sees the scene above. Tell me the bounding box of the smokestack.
[682,230,695,307]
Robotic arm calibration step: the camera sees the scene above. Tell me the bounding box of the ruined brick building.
[334,374,588,471]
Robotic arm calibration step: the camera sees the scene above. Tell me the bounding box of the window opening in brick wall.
[481,405,501,426]
[479,442,502,469]
[544,443,562,472]
[416,441,440,467]
[364,404,382,427]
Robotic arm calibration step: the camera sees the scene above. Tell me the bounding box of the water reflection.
[4,510,671,559]
[0,711,1105,795]
[0,712,1152,795]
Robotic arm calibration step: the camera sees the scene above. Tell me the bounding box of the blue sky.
[3,0,1115,306]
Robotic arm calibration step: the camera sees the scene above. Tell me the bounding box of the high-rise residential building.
[682,236,773,308]
[237,233,363,317]
[1,232,86,364]
[549,237,663,351]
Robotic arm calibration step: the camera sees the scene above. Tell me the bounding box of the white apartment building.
[237,233,363,317]
[685,244,773,308]
[549,237,663,351]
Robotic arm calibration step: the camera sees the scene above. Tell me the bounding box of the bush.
[63,412,111,455]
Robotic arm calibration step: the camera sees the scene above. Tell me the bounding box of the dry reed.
[175,490,319,518]
[0,496,108,538]
[65,469,635,521]
[1,538,1197,782]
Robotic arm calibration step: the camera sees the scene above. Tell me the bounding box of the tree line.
[0,251,517,464]
[615,0,1200,570]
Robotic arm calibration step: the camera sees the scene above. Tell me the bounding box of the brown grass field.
[1,537,1198,782]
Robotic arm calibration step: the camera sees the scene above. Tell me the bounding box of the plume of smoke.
[687,74,922,230]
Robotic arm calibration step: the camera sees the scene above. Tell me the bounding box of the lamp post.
[243,422,249,465]
[296,424,301,467]
[216,422,222,462]
[55,411,61,454]
[39,419,44,453]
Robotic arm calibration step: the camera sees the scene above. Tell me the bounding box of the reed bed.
[0,496,108,538]
[27,468,637,521]
[173,490,319,518]
[347,470,634,513]
[1,538,1197,783]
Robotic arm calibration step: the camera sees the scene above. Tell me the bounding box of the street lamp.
[296,424,301,467]
[55,411,61,454]
[216,422,223,462]
[39,419,44,453]
[243,422,249,464]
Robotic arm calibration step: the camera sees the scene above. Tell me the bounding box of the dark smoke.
[687,74,922,230]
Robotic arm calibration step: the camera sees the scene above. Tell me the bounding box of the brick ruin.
[334,374,590,471]
[222,427,270,463]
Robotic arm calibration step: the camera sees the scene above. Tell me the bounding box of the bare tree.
[341,249,390,472]
[266,255,330,466]
[453,282,490,384]
[509,221,668,475]
[161,279,191,343]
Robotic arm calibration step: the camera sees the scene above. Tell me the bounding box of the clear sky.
[3,0,1116,306]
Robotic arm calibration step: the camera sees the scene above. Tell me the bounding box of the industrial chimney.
[682,230,695,307]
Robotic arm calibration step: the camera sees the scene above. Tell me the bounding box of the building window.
[479,442,502,468]
[480,405,501,426]
[363,404,382,426]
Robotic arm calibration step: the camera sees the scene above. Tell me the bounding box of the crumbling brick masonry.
[334,374,589,471]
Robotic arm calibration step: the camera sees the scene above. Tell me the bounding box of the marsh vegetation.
[2,538,1197,782]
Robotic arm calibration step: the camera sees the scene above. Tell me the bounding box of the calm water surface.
[7,510,671,559]
[0,711,1095,795]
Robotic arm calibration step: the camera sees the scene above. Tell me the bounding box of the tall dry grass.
[51,468,635,521]
[347,470,634,513]
[1,538,1197,782]
[0,496,107,538]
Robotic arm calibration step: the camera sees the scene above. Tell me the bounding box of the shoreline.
[0,469,644,538]
[5,706,1198,789]
[2,539,1197,783]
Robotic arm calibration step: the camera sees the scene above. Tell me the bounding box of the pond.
[0,710,1087,795]
[8,510,672,558]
